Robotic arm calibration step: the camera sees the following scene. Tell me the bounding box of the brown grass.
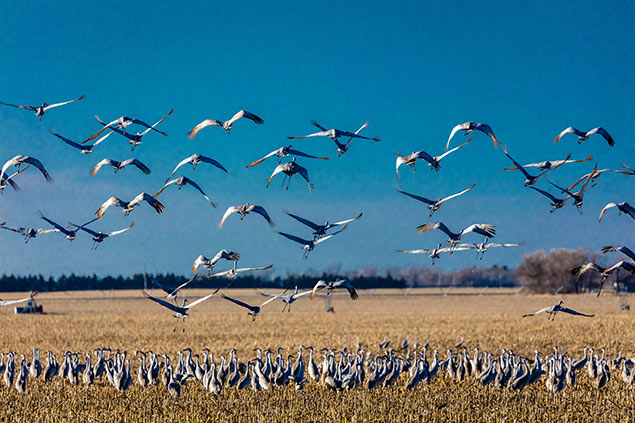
[0,289,633,422]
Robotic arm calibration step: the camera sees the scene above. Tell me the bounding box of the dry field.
[0,288,634,422]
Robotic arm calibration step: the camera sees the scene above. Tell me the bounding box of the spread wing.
[338,280,358,300]
[106,221,135,237]
[446,122,469,149]
[245,149,281,168]
[131,192,165,214]
[598,202,617,222]
[43,94,86,111]
[266,164,286,187]
[331,212,363,226]
[166,155,195,181]
[474,123,499,147]
[226,110,264,126]
[218,206,240,228]
[139,108,173,136]
[121,159,151,175]
[0,296,34,307]
[284,211,320,230]
[23,157,53,182]
[435,138,472,162]
[559,307,594,317]
[502,146,532,180]
[185,290,219,309]
[219,293,258,312]
[314,224,348,244]
[529,186,562,203]
[145,292,184,313]
[276,230,311,246]
[395,186,434,205]
[438,184,476,204]
[554,126,585,143]
[462,224,496,238]
[180,177,216,207]
[522,306,551,317]
[0,101,36,111]
[287,148,329,161]
[187,119,222,139]
[396,249,434,254]
[587,127,615,146]
[49,129,89,151]
[251,205,275,227]
[417,222,453,237]
[198,155,231,175]
[310,280,329,299]
[601,245,635,261]
[90,159,114,176]
[95,197,126,219]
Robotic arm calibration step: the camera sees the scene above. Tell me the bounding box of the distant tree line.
[1,248,631,294]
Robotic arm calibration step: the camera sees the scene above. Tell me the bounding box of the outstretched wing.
[587,127,615,146]
[395,186,434,205]
[275,230,311,246]
[185,290,219,309]
[284,211,320,230]
[90,159,114,176]
[140,108,173,136]
[133,193,165,214]
[23,156,54,182]
[106,221,135,237]
[598,202,617,222]
[554,126,584,143]
[287,148,329,161]
[601,245,635,261]
[219,293,257,312]
[218,206,240,228]
[522,306,551,317]
[559,307,594,317]
[187,119,222,139]
[314,224,348,244]
[396,249,433,254]
[95,197,126,219]
[446,122,469,149]
[266,164,286,187]
[435,137,472,162]
[438,184,476,204]
[226,110,264,126]
[474,123,499,148]
[417,222,453,237]
[198,155,231,175]
[331,212,363,227]
[0,101,35,111]
[529,186,562,203]
[246,149,281,168]
[43,94,86,111]
[251,205,275,227]
[0,296,35,307]
[502,146,532,181]
[49,129,87,151]
[144,292,183,313]
[462,224,496,238]
[121,159,151,175]
[310,280,329,299]
[182,177,216,207]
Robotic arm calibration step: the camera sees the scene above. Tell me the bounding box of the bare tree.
[516,248,594,294]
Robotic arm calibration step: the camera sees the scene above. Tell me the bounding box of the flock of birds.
[2,340,634,396]
[0,94,633,325]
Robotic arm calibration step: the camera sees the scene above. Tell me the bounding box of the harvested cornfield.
[0,289,633,422]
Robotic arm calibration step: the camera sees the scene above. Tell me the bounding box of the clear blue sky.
[0,1,633,278]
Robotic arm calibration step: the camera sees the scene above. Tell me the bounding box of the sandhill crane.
[310,279,358,300]
[417,222,495,250]
[0,155,54,184]
[154,176,216,207]
[40,212,98,242]
[523,300,593,320]
[95,193,164,219]
[545,170,596,215]
[147,274,196,303]
[397,244,471,265]
[554,126,615,146]
[288,120,380,157]
[275,224,348,259]
[528,186,570,213]
[457,238,524,260]
[0,222,59,243]
[446,122,498,149]
[566,164,634,191]
[503,154,593,171]
[192,250,241,273]
[396,184,475,217]
[266,158,313,191]
[218,204,275,229]
[187,110,263,138]
[83,113,170,143]
[246,145,329,168]
[0,292,38,307]
[49,128,114,154]
[0,94,85,120]
[90,158,151,176]
[395,138,471,177]
[572,261,635,296]
[67,221,134,250]
[165,154,231,182]
[218,293,278,320]
[601,245,635,261]
[144,290,218,332]
[501,147,570,186]
[92,109,173,151]
[258,287,313,312]
[598,202,634,223]
[198,264,274,280]
[284,210,362,240]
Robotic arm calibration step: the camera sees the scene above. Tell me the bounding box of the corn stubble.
[0,289,633,422]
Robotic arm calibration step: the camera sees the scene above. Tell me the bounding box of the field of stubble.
[0,289,633,422]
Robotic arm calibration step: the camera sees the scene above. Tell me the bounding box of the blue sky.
[0,1,633,277]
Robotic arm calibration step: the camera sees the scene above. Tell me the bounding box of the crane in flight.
[0,94,85,120]
[395,139,471,177]
[522,301,594,320]
[446,122,499,149]
[218,293,278,320]
[554,126,615,146]
[284,210,362,241]
[288,120,380,157]
[396,184,475,217]
[144,290,219,332]
[246,145,328,168]
[257,287,313,312]
[187,110,264,138]
[275,225,348,259]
